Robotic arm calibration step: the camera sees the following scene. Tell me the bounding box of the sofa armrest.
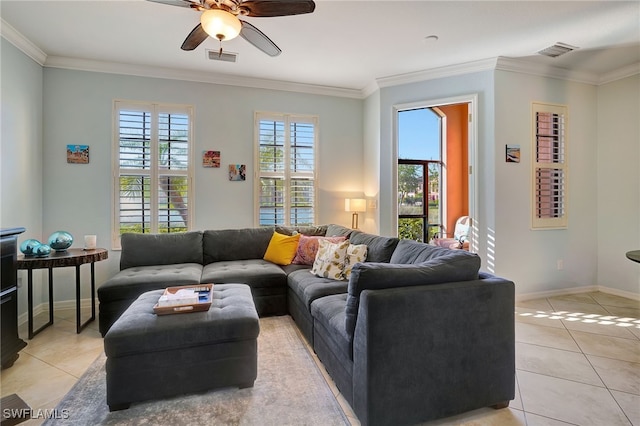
[352,277,515,426]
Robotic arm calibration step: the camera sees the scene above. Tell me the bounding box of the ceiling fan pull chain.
[219,40,223,58]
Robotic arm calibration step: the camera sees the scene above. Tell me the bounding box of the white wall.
[34,68,363,304]
[597,74,640,296]
[494,70,599,296]
[1,38,44,315]
[362,90,381,234]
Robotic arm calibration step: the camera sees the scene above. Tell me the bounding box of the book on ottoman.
[153,284,213,315]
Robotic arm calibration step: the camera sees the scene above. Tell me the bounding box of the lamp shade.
[345,198,366,212]
[200,9,242,41]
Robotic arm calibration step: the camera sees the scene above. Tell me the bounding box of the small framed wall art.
[228,164,246,181]
[67,145,89,164]
[506,145,520,163]
[203,150,221,168]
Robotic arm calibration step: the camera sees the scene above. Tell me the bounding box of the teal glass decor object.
[48,231,73,252]
[20,239,42,256]
[32,244,51,257]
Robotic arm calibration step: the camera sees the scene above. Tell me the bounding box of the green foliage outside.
[398,162,442,242]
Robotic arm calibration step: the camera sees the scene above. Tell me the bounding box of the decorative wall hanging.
[506,145,520,163]
[203,150,221,168]
[67,145,89,164]
[228,164,246,181]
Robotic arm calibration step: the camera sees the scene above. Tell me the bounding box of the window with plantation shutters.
[113,101,193,248]
[532,102,567,229]
[255,112,317,227]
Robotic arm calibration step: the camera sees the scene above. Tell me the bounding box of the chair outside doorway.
[430,216,471,250]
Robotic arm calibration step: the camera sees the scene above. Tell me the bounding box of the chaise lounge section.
[98,224,515,426]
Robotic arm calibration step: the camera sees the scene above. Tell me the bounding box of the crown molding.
[599,62,640,85]
[495,57,600,85]
[375,58,499,89]
[5,19,637,99]
[0,19,47,65]
[43,55,364,99]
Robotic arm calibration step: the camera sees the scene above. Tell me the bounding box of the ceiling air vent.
[537,42,578,58]
[206,50,238,63]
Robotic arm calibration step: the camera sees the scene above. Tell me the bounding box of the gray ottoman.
[103,284,259,411]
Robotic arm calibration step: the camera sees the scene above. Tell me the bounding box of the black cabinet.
[1,227,27,369]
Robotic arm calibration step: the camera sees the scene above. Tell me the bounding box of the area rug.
[45,316,349,425]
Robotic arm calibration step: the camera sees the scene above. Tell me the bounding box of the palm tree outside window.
[113,101,193,248]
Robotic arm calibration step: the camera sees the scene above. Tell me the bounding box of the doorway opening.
[394,95,477,247]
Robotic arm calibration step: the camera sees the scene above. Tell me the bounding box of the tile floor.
[1,291,638,426]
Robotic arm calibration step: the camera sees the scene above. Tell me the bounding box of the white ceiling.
[2,0,639,94]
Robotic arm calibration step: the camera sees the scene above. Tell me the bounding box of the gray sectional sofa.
[97,224,515,426]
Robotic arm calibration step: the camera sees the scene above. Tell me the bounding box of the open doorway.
[394,95,477,248]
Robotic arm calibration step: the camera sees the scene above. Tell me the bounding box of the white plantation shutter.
[255,113,317,226]
[113,101,193,248]
[532,103,567,229]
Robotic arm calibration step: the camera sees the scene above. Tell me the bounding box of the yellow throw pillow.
[263,232,301,265]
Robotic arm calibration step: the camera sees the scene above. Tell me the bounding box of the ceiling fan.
[146,0,316,57]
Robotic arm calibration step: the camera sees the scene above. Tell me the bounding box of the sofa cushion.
[276,225,328,237]
[98,263,203,303]
[292,235,347,265]
[120,232,203,270]
[349,232,399,263]
[311,293,352,361]
[201,259,287,289]
[263,232,301,265]
[390,238,457,264]
[311,239,350,280]
[104,285,259,357]
[203,227,274,264]
[345,250,481,337]
[287,268,348,309]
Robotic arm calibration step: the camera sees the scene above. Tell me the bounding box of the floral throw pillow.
[292,235,347,265]
[343,244,368,280]
[311,239,350,280]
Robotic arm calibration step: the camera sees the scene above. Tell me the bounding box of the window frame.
[531,102,568,230]
[112,100,194,249]
[397,159,443,242]
[254,111,318,227]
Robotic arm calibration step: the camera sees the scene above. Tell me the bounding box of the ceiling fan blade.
[181,24,209,51]
[240,21,281,56]
[145,0,196,8]
[240,0,315,17]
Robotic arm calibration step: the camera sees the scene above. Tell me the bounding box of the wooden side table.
[17,248,108,339]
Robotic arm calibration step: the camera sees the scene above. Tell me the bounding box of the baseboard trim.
[17,298,94,326]
[517,285,640,302]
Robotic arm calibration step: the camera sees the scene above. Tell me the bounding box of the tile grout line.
[546,296,638,425]
[586,298,638,426]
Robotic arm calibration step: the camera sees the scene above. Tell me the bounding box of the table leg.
[48,267,54,326]
[27,268,54,340]
[90,262,96,321]
[75,265,81,334]
[75,263,96,334]
[27,270,33,340]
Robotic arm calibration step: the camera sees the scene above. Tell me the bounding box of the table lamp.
[345,198,366,229]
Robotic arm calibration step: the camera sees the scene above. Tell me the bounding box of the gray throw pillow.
[390,238,452,264]
[349,232,399,263]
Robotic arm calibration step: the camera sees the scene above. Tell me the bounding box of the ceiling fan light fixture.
[200,9,241,41]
